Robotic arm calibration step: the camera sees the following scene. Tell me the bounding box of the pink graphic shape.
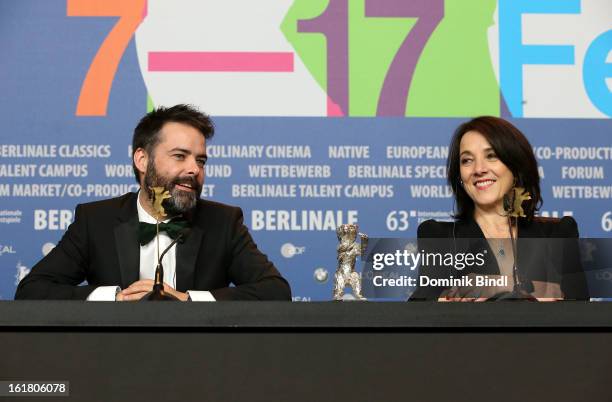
[148,52,294,72]
[327,96,344,117]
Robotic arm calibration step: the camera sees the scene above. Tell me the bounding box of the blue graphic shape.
[499,0,580,117]
[583,30,612,117]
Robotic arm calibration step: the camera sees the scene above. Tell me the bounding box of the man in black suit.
[15,105,291,301]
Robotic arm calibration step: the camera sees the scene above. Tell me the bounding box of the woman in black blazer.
[411,117,589,301]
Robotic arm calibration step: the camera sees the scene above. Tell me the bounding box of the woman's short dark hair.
[447,116,542,221]
[132,104,215,183]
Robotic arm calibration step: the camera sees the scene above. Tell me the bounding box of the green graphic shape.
[282,0,500,117]
[147,94,155,113]
[406,0,499,117]
[281,0,329,101]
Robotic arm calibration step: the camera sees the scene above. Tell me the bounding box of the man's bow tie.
[138,219,189,245]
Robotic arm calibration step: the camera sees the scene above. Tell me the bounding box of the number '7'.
[67,0,146,116]
[366,0,444,116]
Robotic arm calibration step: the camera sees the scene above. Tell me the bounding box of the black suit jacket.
[15,193,291,300]
[411,216,589,300]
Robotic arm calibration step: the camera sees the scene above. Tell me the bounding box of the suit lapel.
[457,218,500,274]
[455,219,484,237]
[516,218,543,279]
[175,225,203,292]
[114,194,140,288]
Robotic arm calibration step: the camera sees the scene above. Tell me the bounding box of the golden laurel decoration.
[504,187,532,218]
[149,186,171,221]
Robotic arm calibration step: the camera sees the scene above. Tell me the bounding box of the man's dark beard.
[143,158,201,216]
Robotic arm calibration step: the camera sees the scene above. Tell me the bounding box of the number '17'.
[298,0,444,116]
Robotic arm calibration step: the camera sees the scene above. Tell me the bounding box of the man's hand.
[116,279,189,301]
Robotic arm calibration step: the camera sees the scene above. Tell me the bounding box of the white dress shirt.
[87,193,215,301]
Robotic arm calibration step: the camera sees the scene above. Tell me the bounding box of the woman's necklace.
[495,240,506,258]
[478,223,511,259]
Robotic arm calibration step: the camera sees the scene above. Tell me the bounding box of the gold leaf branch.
[505,187,532,218]
[149,187,171,221]
[149,186,172,268]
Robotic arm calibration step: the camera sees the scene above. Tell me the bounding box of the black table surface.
[2,302,612,402]
[1,300,610,329]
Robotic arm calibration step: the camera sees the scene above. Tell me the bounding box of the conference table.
[1,301,611,402]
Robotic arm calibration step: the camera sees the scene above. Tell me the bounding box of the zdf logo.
[280,243,305,258]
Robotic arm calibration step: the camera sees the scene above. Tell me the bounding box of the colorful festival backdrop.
[0,0,610,300]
